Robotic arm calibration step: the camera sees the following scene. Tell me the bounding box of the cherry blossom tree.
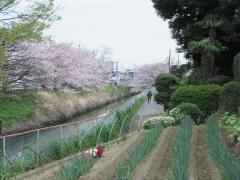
[131,63,168,90]
[3,42,112,90]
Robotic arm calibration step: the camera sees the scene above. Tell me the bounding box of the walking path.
[131,98,164,132]
[138,98,164,118]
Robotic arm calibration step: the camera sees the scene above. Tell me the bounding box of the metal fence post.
[36,130,40,165]
[60,126,63,139]
[3,136,6,172]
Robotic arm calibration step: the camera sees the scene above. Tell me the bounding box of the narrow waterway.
[69,96,129,123]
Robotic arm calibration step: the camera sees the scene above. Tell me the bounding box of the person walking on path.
[147,90,152,103]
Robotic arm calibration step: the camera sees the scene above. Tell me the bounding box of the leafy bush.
[205,117,240,179]
[187,68,206,85]
[221,81,240,113]
[47,140,63,161]
[169,107,184,122]
[176,103,204,124]
[154,73,179,110]
[233,53,240,82]
[170,85,222,115]
[143,116,178,129]
[206,75,231,86]
[220,112,240,142]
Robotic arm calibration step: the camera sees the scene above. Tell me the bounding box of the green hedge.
[170,85,222,115]
[233,53,240,82]
[176,103,204,124]
[221,81,240,113]
[206,75,231,86]
[187,68,206,85]
[154,73,179,110]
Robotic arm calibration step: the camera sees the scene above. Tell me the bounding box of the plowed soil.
[79,132,145,180]
[17,125,223,180]
[189,126,221,180]
[132,127,177,180]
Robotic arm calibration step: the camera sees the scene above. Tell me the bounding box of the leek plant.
[57,155,96,180]
[167,116,193,180]
[55,97,146,180]
[205,116,240,180]
[116,124,163,179]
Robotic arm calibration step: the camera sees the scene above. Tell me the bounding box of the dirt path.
[132,126,178,180]
[79,132,145,180]
[189,126,222,180]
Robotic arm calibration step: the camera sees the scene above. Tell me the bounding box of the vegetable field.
[12,115,240,180]
[79,117,240,180]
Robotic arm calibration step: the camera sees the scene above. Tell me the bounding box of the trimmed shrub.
[221,81,240,113]
[176,103,204,124]
[187,68,206,85]
[169,107,184,122]
[170,85,222,115]
[154,73,179,110]
[143,116,178,129]
[233,53,240,82]
[206,75,231,86]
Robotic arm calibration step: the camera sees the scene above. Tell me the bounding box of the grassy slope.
[0,86,129,128]
[0,92,37,127]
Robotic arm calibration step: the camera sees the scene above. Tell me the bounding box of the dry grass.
[2,89,127,134]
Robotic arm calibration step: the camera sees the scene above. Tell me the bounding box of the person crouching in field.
[84,145,104,160]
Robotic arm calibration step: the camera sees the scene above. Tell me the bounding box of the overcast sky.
[46,0,184,69]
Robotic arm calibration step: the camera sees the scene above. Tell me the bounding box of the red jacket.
[96,146,104,157]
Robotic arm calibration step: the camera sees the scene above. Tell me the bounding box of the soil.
[16,126,226,180]
[189,126,221,180]
[16,132,145,180]
[79,131,145,180]
[132,126,178,180]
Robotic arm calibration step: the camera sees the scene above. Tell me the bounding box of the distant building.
[118,69,135,86]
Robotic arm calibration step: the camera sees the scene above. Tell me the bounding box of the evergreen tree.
[152,0,240,77]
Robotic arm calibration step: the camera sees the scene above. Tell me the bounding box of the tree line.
[152,0,240,80]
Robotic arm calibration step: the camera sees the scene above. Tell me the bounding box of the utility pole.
[178,54,180,67]
[168,49,171,73]
[115,61,119,85]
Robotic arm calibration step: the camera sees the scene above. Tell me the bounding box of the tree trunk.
[201,28,216,79]
[201,52,215,79]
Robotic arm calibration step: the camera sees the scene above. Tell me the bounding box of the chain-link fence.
[0,90,149,177]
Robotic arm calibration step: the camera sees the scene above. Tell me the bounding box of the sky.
[46,0,185,69]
